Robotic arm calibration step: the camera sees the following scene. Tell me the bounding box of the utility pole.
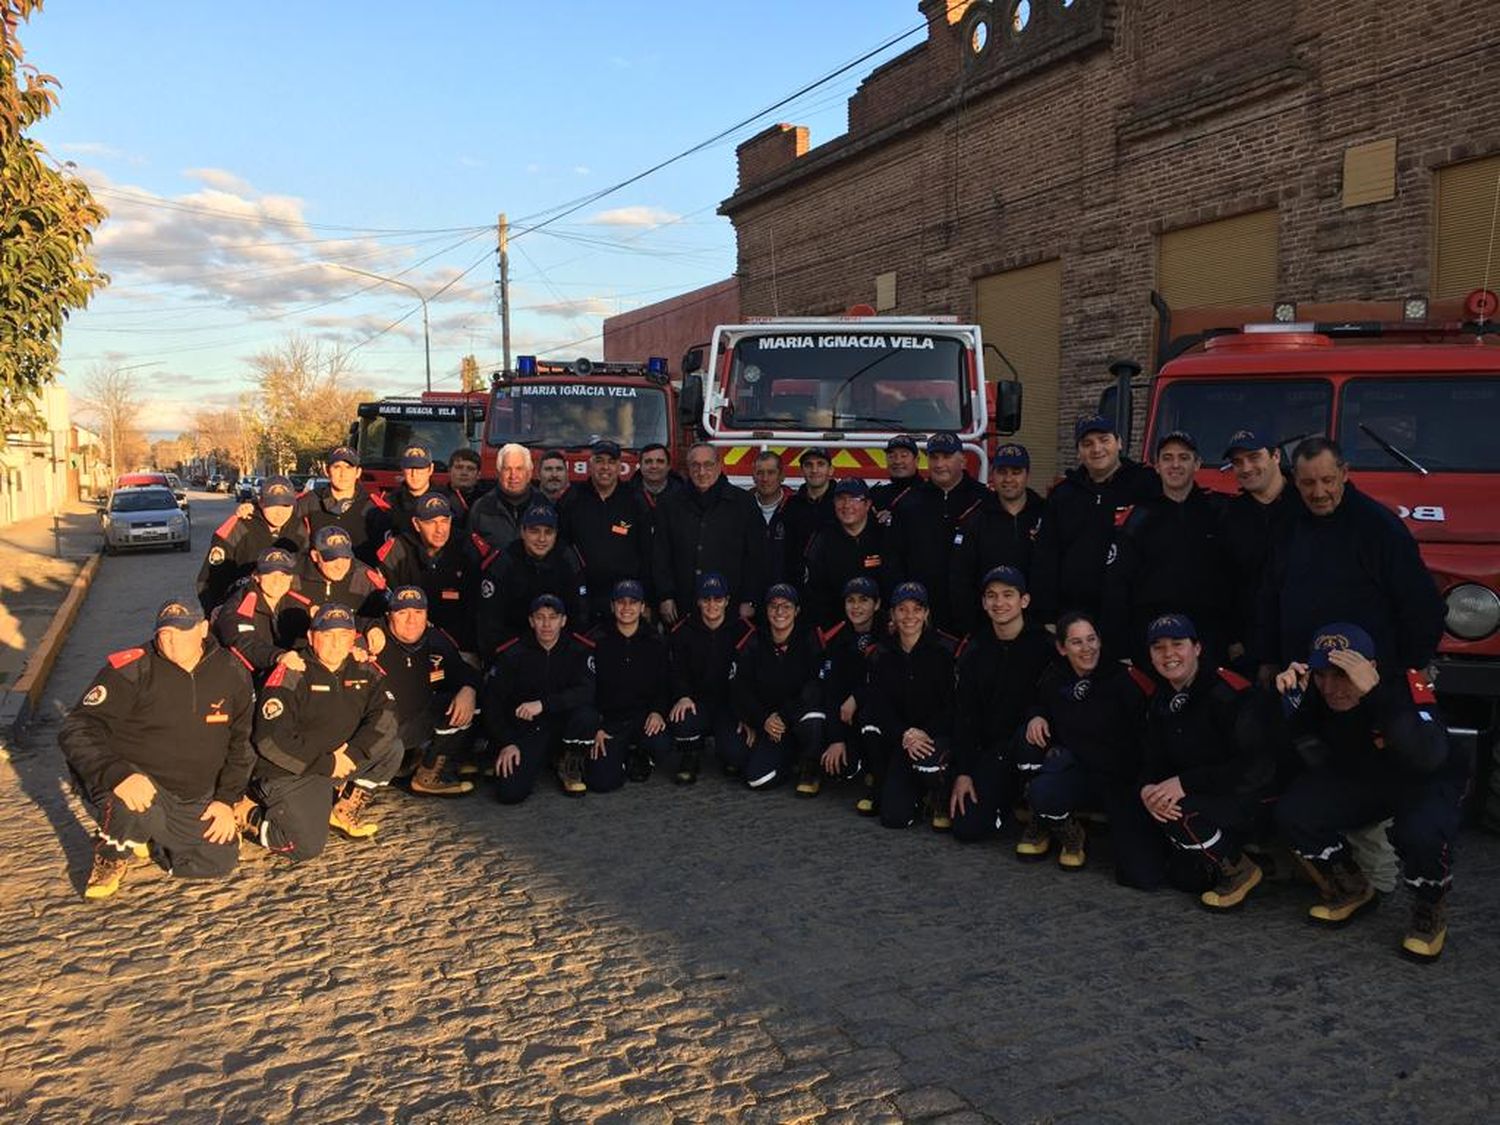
[498,213,512,376]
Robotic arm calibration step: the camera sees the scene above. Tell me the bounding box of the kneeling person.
[729,584,824,789]
[380,586,478,797]
[61,600,255,899]
[240,604,400,860]
[590,579,671,790]
[667,573,754,784]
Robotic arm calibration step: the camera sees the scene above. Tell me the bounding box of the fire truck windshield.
[354,407,474,471]
[1154,379,1334,462]
[723,333,971,433]
[1340,377,1500,472]
[487,383,670,449]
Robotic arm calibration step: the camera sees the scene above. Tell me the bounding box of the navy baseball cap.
[154,599,205,631]
[327,446,360,467]
[1074,414,1116,443]
[1223,429,1269,458]
[982,565,1027,594]
[529,593,565,614]
[591,439,621,459]
[310,604,358,633]
[399,445,433,469]
[611,578,645,602]
[313,525,354,559]
[256,547,298,575]
[696,572,729,599]
[414,493,452,521]
[1146,613,1198,643]
[1155,430,1199,454]
[1308,623,1377,669]
[886,434,919,455]
[260,476,296,506]
[833,477,870,499]
[388,585,428,612]
[764,583,799,607]
[991,443,1030,470]
[521,504,558,529]
[798,446,833,465]
[842,576,879,600]
[890,581,929,607]
[926,432,962,455]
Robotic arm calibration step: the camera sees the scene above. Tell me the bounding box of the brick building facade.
[719,0,1500,480]
[602,277,740,376]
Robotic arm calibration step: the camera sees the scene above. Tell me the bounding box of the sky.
[21,0,928,436]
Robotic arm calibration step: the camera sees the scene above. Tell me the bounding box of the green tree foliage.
[1,1,108,431]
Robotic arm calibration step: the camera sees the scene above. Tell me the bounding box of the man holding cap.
[783,446,837,584]
[379,443,451,541]
[954,442,1045,636]
[802,476,890,629]
[729,583,824,790]
[1138,613,1276,910]
[1273,623,1466,961]
[560,439,653,626]
[484,594,599,802]
[888,432,994,636]
[197,474,307,614]
[870,434,920,524]
[476,503,587,656]
[212,547,315,681]
[379,586,479,798]
[1103,430,1235,669]
[589,579,672,788]
[296,445,390,566]
[377,491,486,654]
[1217,429,1297,668]
[653,443,764,627]
[1031,415,1159,624]
[238,604,400,860]
[61,599,255,899]
[667,572,756,784]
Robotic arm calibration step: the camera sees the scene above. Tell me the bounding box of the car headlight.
[1445,583,1500,641]
[169,515,188,531]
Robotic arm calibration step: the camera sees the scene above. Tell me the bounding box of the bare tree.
[244,336,371,472]
[79,362,146,483]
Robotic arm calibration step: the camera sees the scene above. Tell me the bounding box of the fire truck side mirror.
[464,408,480,445]
[993,379,1023,435]
[680,374,704,425]
[682,345,706,377]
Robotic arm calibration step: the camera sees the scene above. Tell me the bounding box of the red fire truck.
[683,312,1022,485]
[350,392,489,492]
[1111,289,1500,819]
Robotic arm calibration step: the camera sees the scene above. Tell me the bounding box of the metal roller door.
[1434,154,1500,300]
[974,259,1062,484]
[1156,209,1279,308]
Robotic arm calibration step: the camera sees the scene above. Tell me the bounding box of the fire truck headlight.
[1445,583,1500,641]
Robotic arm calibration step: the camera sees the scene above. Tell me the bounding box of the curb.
[0,551,102,737]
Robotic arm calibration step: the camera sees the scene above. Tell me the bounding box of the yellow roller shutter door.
[974,259,1062,484]
[1156,210,1279,308]
[1434,155,1500,300]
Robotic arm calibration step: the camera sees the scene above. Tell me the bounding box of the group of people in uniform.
[61,417,1468,961]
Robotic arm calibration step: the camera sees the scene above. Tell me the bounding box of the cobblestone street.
[3,499,1499,1123]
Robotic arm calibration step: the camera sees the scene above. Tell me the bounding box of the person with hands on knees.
[860,582,957,831]
[666,572,755,784]
[60,599,255,900]
[588,579,672,791]
[813,576,884,813]
[1137,613,1277,910]
[483,594,599,803]
[728,583,824,790]
[1272,623,1467,961]
[1017,611,1163,887]
[236,604,400,863]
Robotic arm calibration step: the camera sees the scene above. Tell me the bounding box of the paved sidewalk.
[0,501,98,690]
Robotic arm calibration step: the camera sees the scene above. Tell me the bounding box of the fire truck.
[350,391,489,492]
[1109,288,1500,820]
[682,311,1022,486]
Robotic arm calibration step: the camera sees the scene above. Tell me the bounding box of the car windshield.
[111,489,176,512]
[487,383,670,448]
[1339,376,1500,472]
[722,332,971,432]
[1152,379,1333,461]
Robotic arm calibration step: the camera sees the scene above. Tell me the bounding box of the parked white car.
[102,486,191,554]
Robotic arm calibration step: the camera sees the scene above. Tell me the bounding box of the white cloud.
[586,206,681,228]
[183,167,257,195]
[574,165,591,176]
[529,297,614,319]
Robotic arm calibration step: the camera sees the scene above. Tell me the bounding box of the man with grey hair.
[469,442,536,557]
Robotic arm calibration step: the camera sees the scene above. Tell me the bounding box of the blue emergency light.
[516,355,537,376]
[647,356,668,377]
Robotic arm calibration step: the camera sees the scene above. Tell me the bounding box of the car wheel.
[178,538,192,553]
[104,541,117,556]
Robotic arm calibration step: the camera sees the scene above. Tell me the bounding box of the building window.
[1156,209,1279,309]
[1434,154,1500,300]
[974,259,1062,483]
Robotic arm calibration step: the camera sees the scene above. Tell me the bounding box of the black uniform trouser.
[739,712,824,790]
[592,712,672,793]
[1157,792,1265,893]
[87,781,238,880]
[1025,748,1166,890]
[867,728,952,830]
[952,747,1018,843]
[397,711,475,774]
[1274,748,1471,902]
[252,741,402,863]
[494,707,599,804]
[668,704,748,772]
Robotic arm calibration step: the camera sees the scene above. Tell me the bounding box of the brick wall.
[601,278,740,377]
[720,0,1500,465]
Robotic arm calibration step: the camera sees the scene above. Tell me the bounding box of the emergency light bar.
[506,355,672,385]
[744,315,960,325]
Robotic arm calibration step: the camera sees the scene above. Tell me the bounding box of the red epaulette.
[214,513,242,540]
[954,635,971,660]
[235,590,258,617]
[670,615,688,634]
[265,664,290,689]
[229,646,254,671]
[735,625,757,651]
[469,532,488,556]
[361,566,386,590]
[1127,666,1158,697]
[1216,667,1252,692]
[369,659,387,677]
[571,630,596,648]
[368,491,391,510]
[495,636,522,654]
[107,647,146,669]
[818,620,847,647]
[1407,668,1437,706]
[285,590,313,606]
[1112,505,1135,529]
[376,538,396,563]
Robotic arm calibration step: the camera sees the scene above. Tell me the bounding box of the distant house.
[0,386,89,526]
